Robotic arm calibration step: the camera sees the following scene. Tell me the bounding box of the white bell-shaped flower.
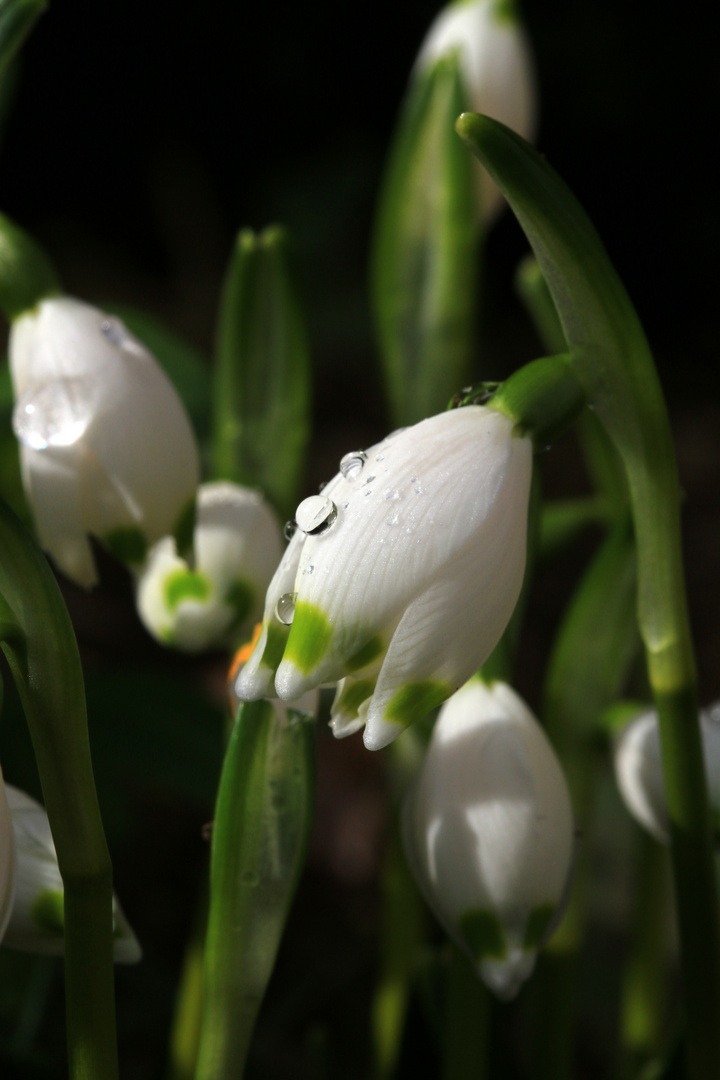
[1,785,140,961]
[415,0,536,222]
[9,297,200,588]
[235,406,532,751]
[0,769,17,945]
[613,702,720,844]
[136,481,283,653]
[402,677,574,999]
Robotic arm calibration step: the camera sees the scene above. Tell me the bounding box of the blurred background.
[0,0,718,1076]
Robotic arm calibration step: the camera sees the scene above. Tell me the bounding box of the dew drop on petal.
[385,488,400,501]
[295,495,338,535]
[13,377,97,450]
[386,512,399,526]
[343,502,350,510]
[304,565,315,575]
[362,475,376,486]
[100,317,130,347]
[276,592,297,624]
[283,519,298,541]
[364,489,373,497]
[375,453,385,462]
[340,450,367,479]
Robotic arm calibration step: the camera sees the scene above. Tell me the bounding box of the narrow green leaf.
[0,211,60,322]
[212,226,311,518]
[0,0,46,79]
[196,700,316,1080]
[371,55,479,426]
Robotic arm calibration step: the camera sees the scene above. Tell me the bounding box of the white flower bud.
[235,406,532,751]
[402,677,574,999]
[1,785,140,962]
[137,482,283,653]
[0,769,17,945]
[613,702,720,844]
[9,297,200,587]
[415,0,537,221]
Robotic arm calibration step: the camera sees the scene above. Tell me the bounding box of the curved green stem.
[0,499,117,1080]
[457,113,720,1079]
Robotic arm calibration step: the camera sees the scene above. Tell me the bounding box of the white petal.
[329,677,374,739]
[275,408,529,697]
[194,482,283,596]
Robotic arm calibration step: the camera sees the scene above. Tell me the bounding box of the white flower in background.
[402,677,574,999]
[613,702,720,844]
[235,406,532,751]
[1,785,140,962]
[9,297,200,588]
[137,482,284,653]
[0,769,17,945]
[415,0,536,222]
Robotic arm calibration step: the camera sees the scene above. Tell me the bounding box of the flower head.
[415,0,536,222]
[1,785,140,961]
[613,702,720,844]
[235,406,532,750]
[402,677,574,999]
[9,297,200,587]
[137,482,283,652]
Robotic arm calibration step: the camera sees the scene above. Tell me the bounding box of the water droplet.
[386,512,399,526]
[364,489,373,497]
[340,450,367,479]
[414,482,423,494]
[304,564,315,575]
[411,477,418,483]
[100,317,130,346]
[375,453,385,462]
[385,488,400,501]
[13,377,97,450]
[295,495,338,535]
[362,474,376,486]
[318,480,327,493]
[343,502,350,510]
[283,519,297,541]
[276,592,297,624]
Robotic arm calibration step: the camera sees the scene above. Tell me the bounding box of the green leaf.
[107,304,211,441]
[371,54,479,426]
[196,700,316,1079]
[212,225,311,518]
[0,0,46,79]
[0,211,60,322]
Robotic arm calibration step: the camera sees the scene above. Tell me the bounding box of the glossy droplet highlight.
[276,592,297,625]
[283,519,297,541]
[385,488,400,501]
[13,377,98,450]
[295,495,338,535]
[340,450,367,479]
[304,565,315,575]
[100,318,130,347]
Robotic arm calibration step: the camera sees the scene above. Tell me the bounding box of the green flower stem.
[0,499,117,1080]
[618,831,669,1079]
[167,886,207,1080]
[488,353,585,448]
[457,113,720,1079]
[195,700,316,1080]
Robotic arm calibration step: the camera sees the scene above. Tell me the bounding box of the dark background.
[0,1,718,1076]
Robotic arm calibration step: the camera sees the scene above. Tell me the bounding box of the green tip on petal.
[384,680,450,729]
[260,621,290,671]
[345,635,384,674]
[458,908,507,962]
[164,568,212,610]
[283,601,333,675]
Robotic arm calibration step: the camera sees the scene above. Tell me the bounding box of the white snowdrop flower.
[9,297,200,588]
[235,406,532,751]
[403,677,574,999]
[137,482,283,653]
[415,0,536,221]
[1,785,140,962]
[0,768,17,946]
[613,702,720,844]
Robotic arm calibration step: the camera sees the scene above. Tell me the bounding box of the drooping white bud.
[402,677,574,999]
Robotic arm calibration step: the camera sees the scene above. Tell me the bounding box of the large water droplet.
[295,495,338,535]
[276,592,297,624]
[13,377,97,450]
[340,450,367,479]
[283,519,297,541]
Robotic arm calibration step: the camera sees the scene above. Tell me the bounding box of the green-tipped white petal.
[9,297,200,586]
[614,702,720,844]
[2,785,141,962]
[271,407,530,704]
[329,677,376,739]
[137,482,283,653]
[0,770,17,944]
[415,0,536,222]
[402,678,573,999]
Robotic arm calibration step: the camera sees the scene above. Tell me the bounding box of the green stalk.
[442,944,489,1080]
[457,113,720,1078]
[0,499,117,1080]
[195,700,316,1080]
